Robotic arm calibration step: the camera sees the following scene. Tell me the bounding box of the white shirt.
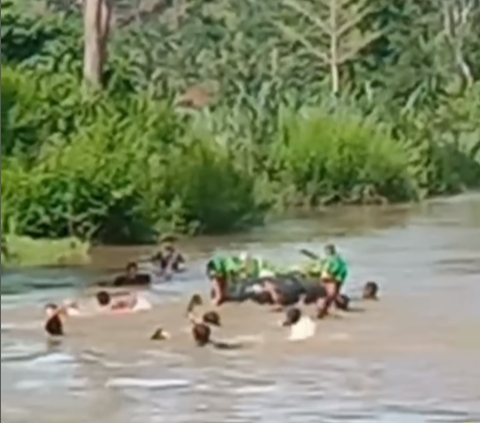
[288,316,316,341]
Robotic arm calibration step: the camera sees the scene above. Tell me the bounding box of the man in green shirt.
[206,255,242,306]
[317,244,348,318]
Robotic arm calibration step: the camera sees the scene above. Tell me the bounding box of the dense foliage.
[2,0,479,244]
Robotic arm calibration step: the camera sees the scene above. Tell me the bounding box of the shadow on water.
[1,194,480,423]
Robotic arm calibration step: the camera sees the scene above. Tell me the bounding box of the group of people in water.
[43,238,379,347]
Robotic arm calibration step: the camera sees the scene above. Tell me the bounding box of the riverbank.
[3,193,479,271]
[3,0,480,248]
[1,235,90,269]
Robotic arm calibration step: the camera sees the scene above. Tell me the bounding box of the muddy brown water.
[2,194,480,423]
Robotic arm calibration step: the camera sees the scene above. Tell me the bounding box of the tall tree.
[271,0,381,95]
[83,0,111,89]
[441,0,479,89]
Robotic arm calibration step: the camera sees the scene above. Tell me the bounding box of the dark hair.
[324,244,336,255]
[151,328,167,340]
[187,294,203,312]
[96,290,111,306]
[363,281,379,299]
[252,291,274,305]
[335,294,350,311]
[203,311,221,327]
[283,307,301,326]
[206,259,216,273]
[45,314,64,336]
[192,323,211,346]
[126,261,138,272]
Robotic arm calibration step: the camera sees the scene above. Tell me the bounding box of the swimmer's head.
[363,281,379,300]
[151,328,170,341]
[324,244,337,256]
[126,261,138,278]
[206,260,218,279]
[335,294,350,311]
[45,315,64,337]
[282,307,301,327]
[96,290,111,307]
[192,323,211,347]
[44,306,64,337]
[187,294,203,312]
[203,311,221,327]
[160,235,176,251]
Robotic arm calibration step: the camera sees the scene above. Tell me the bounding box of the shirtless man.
[94,290,152,313]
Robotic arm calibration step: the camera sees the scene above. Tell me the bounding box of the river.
[2,195,480,423]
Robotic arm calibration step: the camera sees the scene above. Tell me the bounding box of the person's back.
[282,308,316,341]
[323,253,348,284]
[289,316,316,341]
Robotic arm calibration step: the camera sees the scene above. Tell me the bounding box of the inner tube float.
[215,272,350,310]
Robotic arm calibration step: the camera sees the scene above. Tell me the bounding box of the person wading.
[317,244,348,319]
[206,255,242,306]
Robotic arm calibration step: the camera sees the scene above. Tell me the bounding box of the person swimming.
[44,303,66,337]
[363,281,379,300]
[150,295,221,342]
[112,262,151,287]
[151,236,185,277]
[95,290,152,313]
[282,307,316,341]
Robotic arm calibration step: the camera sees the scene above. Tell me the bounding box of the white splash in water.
[105,377,191,390]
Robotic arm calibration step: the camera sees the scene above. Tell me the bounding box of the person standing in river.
[206,255,242,306]
[152,236,186,277]
[317,244,348,319]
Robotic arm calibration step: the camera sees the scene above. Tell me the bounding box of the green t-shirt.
[323,254,348,283]
[242,256,277,278]
[210,255,242,280]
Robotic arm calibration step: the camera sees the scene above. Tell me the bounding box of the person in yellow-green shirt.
[237,252,278,279]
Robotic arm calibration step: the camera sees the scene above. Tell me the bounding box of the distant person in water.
[152,236,185,277]
[206,255,242,306]
[44,303,66,337]
[112,261,151,287]
[95,290,152,313]
[363,281,379,300]
[150,294,220,342]
[317,244,349,319]
[187,294,222,327]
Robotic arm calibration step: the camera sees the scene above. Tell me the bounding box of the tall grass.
[2,0,479,247]
[1,235,90,268]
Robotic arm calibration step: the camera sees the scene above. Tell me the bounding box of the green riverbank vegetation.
[1,235,90,268]
[2,0,480,246]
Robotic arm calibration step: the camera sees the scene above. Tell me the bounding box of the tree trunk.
[329,0,340,95]
[83,0,111,89]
